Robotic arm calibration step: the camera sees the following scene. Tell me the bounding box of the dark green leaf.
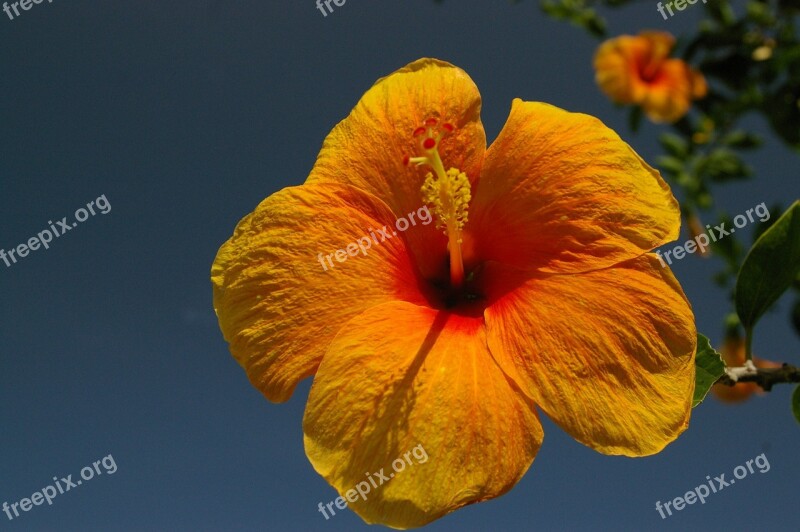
[752,203,782,241]
[660,133,689,159]
[710,214,745,268]
[700,53,751,91]
[657,155,684,175]
[722,130,762,149]
[693,334,726,408]
[582,13,606,38]
[706,0,737,24]
[628,106,642,133]
[703,148,751,181]
[736,201,800,330]
[764,84,800,148]
[746,0,775,24]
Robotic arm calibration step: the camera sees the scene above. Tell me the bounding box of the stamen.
[421,168,471,235]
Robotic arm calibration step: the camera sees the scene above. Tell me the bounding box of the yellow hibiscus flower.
[594,31,707,123]
[212,58,697,529]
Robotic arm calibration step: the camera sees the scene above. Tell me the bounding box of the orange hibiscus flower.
[594,31,707,123]
[712,334,781,403]
[212,58,696,528]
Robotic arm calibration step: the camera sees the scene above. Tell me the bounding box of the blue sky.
[1,1,798,530]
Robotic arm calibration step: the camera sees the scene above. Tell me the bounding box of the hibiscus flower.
[594,31,707,123]
[212,58,696,528]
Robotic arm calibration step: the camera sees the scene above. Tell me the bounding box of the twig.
[715,362,800,392]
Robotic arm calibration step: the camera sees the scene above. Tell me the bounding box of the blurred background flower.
[594,31,707,123]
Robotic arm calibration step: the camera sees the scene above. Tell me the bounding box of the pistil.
[404,119,471,290]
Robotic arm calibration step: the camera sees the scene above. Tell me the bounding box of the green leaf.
[701,148,751,182]
[736,201,800,331]
[792,385,800,424]
[722,130,762,150]
[628,106,642,133]
[764,84,800,149]
[577,9,606,38]
[707,0,737,24]
[660,133,689,159]
[752,203,782,242]
[656,155,684,175]
[700,53,751,91]
[746,0,775,24]
[693,334,726,408]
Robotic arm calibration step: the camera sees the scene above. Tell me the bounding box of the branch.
[714,361,800,392]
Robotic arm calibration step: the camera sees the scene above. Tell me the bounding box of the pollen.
[421,168,471,238]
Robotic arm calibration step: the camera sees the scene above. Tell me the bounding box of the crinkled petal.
[470,100,680,273]
[484,254,696,456]
[212,183,425,402]
[303,301,542,529]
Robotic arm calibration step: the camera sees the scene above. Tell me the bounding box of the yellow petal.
[484,254,696,456]
[308,58,485,215]
[212,183,425,402]
[594,36,644,104]
[307,58,487,278]
[690,67,708,99]
[639,31,676,64]
[470,100,680,273]
[303,301,542,529]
